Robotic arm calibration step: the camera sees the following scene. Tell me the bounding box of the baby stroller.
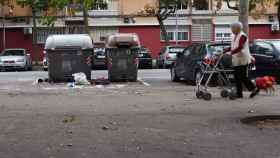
[196,49,236,101]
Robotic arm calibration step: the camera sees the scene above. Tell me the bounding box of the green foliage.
[16,0,94,26]
[0,0,11,5]
[249,0,277,11]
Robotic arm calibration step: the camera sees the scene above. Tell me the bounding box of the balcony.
[80,0,120,17]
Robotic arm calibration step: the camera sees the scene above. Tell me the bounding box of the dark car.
[170,43,231,83]
[250,39,280,81]
[157,45,185,68]
[138,47,153,69]
[92,47,107,69]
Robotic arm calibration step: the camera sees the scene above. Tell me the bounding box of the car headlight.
[16,59,25,62]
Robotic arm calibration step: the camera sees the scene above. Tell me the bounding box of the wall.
[0,28,43,61]
[0,1,31,17]
[249,24,280,41]
[120,0,157,15]
[119,26,190,58]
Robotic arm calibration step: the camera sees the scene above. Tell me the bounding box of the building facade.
[1,0,280,59]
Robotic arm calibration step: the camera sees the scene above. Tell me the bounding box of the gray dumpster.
[45,34,93,82]
[106,33,140,82]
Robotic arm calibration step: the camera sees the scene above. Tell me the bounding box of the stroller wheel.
[203,93,212,101]
[196,91,204,99]
[220,90,229,98]
[229,91,236,100]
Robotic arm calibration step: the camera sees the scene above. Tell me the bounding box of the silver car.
[157,46,185,68]
[0,48,32,71]
[42,50,48,71]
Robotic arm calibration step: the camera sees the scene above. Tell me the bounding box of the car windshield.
[269,41,280,51]
[94,48,105,55]
[1,50,25,56]
[168,47,185,54]
[207,45,229,56]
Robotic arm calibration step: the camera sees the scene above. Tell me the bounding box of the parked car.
[42,50,48,71]
[92,47,107,69]
[138,47,153,69]
[250,39,280,81]
[170,43,231,83]
[0,48,32,71]
[157,45,185,68]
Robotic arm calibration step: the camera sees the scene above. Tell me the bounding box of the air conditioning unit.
[123,17,136,24]
[23,28,32,35]
[271,23,280,32]
[268,15,275,22]
[123,17,130,24]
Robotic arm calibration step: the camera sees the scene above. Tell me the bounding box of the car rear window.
[269,41,280,52]
[207,45,229,55]
[2,50,25,56]
[94,48,105,55]
[168,47,185,54]
[139,52,151,58]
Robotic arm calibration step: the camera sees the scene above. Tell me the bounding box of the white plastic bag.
[72,72,90,85]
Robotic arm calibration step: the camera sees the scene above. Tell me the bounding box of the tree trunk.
[1,4,5,50]
[157,15,169,45]
[278,0,280,23]
[82,1,89,34]
[239,0,249,34]
[32,8,39,65]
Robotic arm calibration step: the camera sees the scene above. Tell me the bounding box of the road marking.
[138,78,151,87]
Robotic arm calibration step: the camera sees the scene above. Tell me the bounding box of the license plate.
[97,56,106,59]
[228,74,234,79]
[3,63,12,66]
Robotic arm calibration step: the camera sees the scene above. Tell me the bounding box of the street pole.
[175,4,178,46]
[239,0,249,34]
[32,8,39,65]
[1,4,5,50]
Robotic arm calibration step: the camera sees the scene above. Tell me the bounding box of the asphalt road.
[0,69,280,158]
[0,69,170,85]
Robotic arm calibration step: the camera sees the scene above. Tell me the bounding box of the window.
[90,27,118,42]
[215,26,232,42]
[215,33,232,42]
[269,41,280,51]
[161,32,174,41]
[255,42,274,55]
[176,0,188,10]
[193,0,209,10]
[177,32,188,41]
[93,0,108,10]
[184,49,191,56]
[2,50,25,56]
[161,26,189,41]
[193,45,203,57]
[161,32,189,41]
[37,28,65,44]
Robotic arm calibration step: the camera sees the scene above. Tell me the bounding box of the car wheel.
[158,61,163,69]
[171,67,180,82]
[23,64,28,71]
[28,65,32,71]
